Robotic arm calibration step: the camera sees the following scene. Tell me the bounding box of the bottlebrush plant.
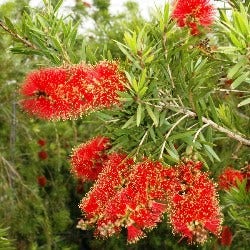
[1,0,249,249]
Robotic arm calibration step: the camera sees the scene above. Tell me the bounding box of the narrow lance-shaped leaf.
[231,72,249,89]
[3,17,16,32]
[237,97,250,107]
[145,104,159,127]
[136,103,142,127]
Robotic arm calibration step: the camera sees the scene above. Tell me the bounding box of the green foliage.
[221,181,250,248]
[2,0,80,64]
[0,0,249,249]
[0,227,14,250]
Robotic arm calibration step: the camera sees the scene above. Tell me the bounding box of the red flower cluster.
[220,226,233,247]
[37,175,47,187]
[166,161,222,244]
[70,136,110,182]
[97,160,171,243]
[78,153,134,229]
[218,167,244,190]
[38,150,48,160]
[75,153,222,244]
[172,0,215,35]
[78,157,169,243]
[20,61,126,120]
[37,139,46,147]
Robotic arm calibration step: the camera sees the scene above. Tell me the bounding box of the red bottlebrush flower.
[37,139,46,147]
[97,160,170,242]
[79,152,134,220]
[20,67,82,120]
[220,226,233,246]
[167,161,222,244]
[20,61,126,120]
[37,175,47,187]
[86,61,126,108]
[172,0,215,35]
[127,225,146,244]
[218,167,244,190]
[38,150,48,160]
[70,136,110,181]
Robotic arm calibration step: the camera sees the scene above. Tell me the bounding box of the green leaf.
[231,72,249,89]
[238,97,250,107]
[208,96,219,124]
[149,127,156,143]
[168,130,196,141]
[229,32,242,47]
[4,17,16,32]
[138,86,148,98]
[144,54,154,64]
[145,104,159,127]
[166,148,179,160]
[204,144,221,162]
[50,36,63,52]
[163,3,170,24]
[116,41,134,62]
[54,0,63,13]
[227,60,246,79]
[136,103,142,127]
[124,31,137,53]
[138,68,147,89]
[194,101,203,125]
[122,115,135,129]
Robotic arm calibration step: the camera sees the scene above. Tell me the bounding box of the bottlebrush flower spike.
[20,61,127,120]
[70,136,110,182]
[97,160,170,243]
[37,175,47,187]
[37,139,46,147]
[220,226,233,246]
[167,160,222,244]
[86,61,126,108]
[218,167,244,190]
[78,153,134,225]
[172,0,215,35]
[38,150,48,160]
[20,67,86,120]
[127,225,146,243]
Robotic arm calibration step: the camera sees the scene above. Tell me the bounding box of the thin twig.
[162,28,175,89]
[0,155,22,180]
[216,88,250,94]
[159,140,167,160]
[136,129,149,156]
[0,20,37,50]
[167,64,175,88]
[160,114,189,159]
[165,114,189,140]
[192,123,209,143]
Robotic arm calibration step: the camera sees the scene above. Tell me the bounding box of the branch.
[184,109,250,146]
[142,101,250,146]
[0,20,37,50]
